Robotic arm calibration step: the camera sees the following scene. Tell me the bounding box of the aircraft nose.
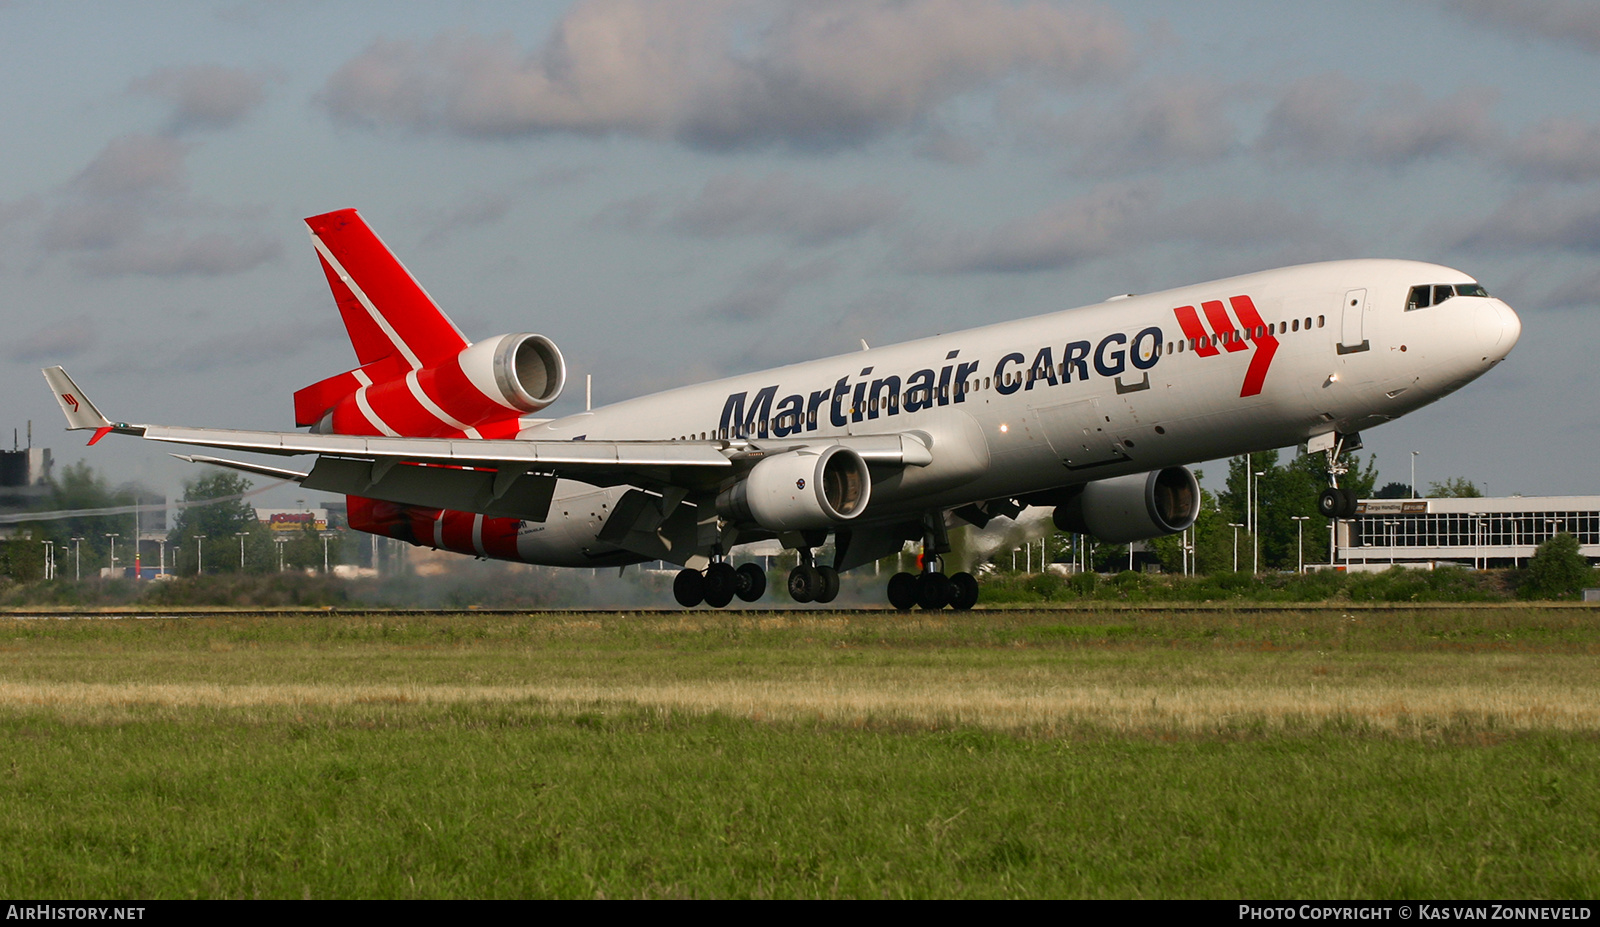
[1491,299,1521,356]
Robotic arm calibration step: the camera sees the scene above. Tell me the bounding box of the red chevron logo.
[1171,294,1278,398]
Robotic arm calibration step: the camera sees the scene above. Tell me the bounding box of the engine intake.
[718,445,872,531]
[457,332,566,413]
[1052,467,1200,543]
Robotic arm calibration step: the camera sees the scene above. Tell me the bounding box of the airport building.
[1336,496,1600,569]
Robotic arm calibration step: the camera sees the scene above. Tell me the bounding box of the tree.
[1521,534,1590,600]
[1374,482,1411,499]
[1428,477,1483,498]
[168,472,271,573]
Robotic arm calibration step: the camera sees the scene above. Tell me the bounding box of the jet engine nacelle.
[455,332,566,414]
[718,445,872,531]
[1052,467,1200,544]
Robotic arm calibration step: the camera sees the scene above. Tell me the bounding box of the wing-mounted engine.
[295,332,566,437]
[717,445,872,531]
[1052,467,1200,543]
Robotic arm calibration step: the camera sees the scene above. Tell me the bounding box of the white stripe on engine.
[352,370,400,438]
[405,368,481,438]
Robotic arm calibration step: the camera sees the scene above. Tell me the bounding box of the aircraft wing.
[42,366,931,522]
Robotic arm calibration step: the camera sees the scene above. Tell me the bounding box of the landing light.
[999,423,1009,433]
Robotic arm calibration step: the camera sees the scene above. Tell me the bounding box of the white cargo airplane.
[44,209,1521,609]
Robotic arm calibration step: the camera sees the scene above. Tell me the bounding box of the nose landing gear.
[1314,431,1363,520]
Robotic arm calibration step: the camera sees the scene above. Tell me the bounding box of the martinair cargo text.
[44,209,1521,608]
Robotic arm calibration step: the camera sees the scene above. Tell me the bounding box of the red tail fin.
[304,209,469,368]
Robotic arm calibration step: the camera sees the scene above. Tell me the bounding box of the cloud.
[419,192,513,246]
[1059,78,1236,174]
[1257,76,1500,167]
[902,182,1157,273]
[702,255,836,321]
[34,133,281,277]
[901,186,1332,274]
[319,0,1130,149]
[5,317,97,362]
[1456,190,1600,254]
[130,64,269,131]
[1502,119,1600,182]
[669,172,902,245]
[1446,0,1600,54]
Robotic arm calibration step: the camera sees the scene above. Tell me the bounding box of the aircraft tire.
[915,571,951,611]
[1340,487,1360,518]
[815,566,840,604]
[734,562,767,602]
[1317,488,1343,519]
[948,572,980,611]
[887,571,918,611]
[703,562,737,608]
[788,565,821,603]
[673,568,705,608]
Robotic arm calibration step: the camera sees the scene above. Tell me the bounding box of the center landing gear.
[887,513,979,612]
[673,559,767,608]
[1314,432,1363,520]
[787,547,839,604]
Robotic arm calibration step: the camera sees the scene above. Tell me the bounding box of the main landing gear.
[1314,432,1362,520]
[673,559,767,608]
[787,546,841,605]
[886,514,979,612]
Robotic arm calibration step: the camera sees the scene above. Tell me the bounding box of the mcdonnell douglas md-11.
[44,209,1521,609]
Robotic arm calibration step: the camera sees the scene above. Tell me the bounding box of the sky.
[3,0,1598,510]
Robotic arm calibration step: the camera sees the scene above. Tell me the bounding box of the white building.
[1337,496,1600,569]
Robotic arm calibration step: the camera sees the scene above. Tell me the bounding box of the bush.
[1520,534,1590,600]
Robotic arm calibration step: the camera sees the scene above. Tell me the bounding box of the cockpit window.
[1406,282,1490,311]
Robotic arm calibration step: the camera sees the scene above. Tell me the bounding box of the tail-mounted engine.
[717,445,872,531]
[296,332,566,437]
[1052,467,1200,543]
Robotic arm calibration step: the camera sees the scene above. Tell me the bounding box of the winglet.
[42,366,111,432]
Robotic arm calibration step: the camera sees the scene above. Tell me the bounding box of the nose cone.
[1491,299,1521,359]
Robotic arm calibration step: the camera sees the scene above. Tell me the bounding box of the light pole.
[1292,516,1309,573]
[236,532,248,571]
[275,536,288,572]
[1253,469,1265,574]
[1384,520,1396,564]
[105,533,118,575]
[196,535,205,575]
[1229,523,1243,572]
[1410,450,1420,499]
[321,533,333,573]
[70,537,83,581]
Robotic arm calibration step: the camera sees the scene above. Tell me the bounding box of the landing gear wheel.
[815,566,840,604]
[734,563,767,602]
[948,572,980,611]
[788,565,822,603]
[703,562,737,608]
[887,572,918,611]
[915,571,951,611]
[1317,487,1344,519]
[1340,487,1358,518]
[673,568,704,608]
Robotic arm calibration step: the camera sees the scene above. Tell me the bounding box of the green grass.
[1,608,1598,898]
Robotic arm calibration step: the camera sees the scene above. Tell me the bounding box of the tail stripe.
[311,233,424,370]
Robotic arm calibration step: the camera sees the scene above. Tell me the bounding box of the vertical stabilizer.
[305,209,470,369]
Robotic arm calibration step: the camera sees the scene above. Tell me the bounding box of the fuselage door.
[1339,288,1370,354]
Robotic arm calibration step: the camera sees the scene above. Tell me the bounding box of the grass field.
[1,606,1597,898]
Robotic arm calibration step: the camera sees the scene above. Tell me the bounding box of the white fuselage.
[509,260,1520,566]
